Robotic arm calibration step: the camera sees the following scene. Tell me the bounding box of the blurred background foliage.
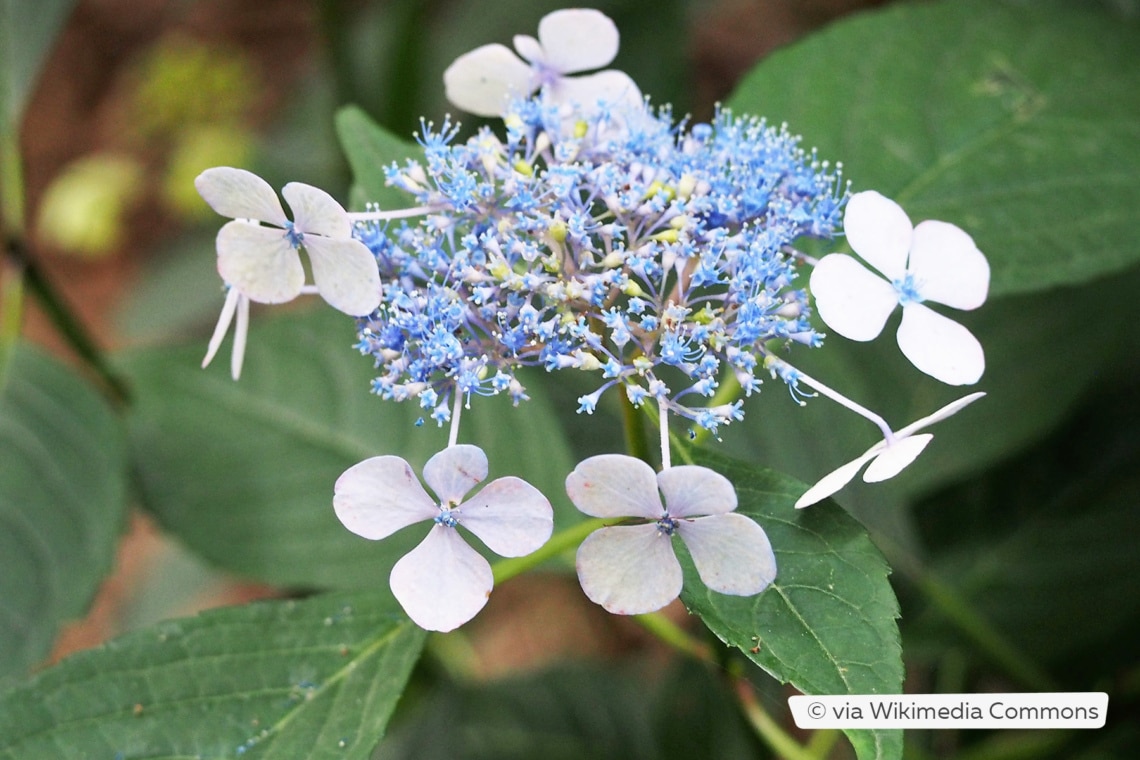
[2,0,1139,758]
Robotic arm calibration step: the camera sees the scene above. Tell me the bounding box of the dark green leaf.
[0,343,126,678]
[680,450,903,760]
[335,105,418,211]
[121,306,579,590]
[0,591,425,759]
[729,0,1140,296]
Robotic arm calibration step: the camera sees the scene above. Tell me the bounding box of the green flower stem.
[491,517,608,585]
[632,611,713,663]
[620,390,654,465]
[0,258,23,373]
[732,672,818,760]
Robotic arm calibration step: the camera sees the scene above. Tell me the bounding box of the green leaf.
[0,591,425,759]
[120,306,579,590]
[679,450,903,760]
[1,0,75,124]
[0,343,126,678]
[728,0,1140,296]
[334,105,418,211]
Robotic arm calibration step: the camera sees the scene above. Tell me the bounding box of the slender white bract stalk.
[448,393,464,448]
[348,206,436,222]
[790,366,895,443]
[658,397,671,470]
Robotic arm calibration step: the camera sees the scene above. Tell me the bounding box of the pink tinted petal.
[423,445,488,506]
[897,304,985,385]
[576,524,682,615]
[216,220,305,304]
[908,220,990,310]
[512,34,543,63]
[657,465,736,518]
[863,434,933,483]
[810,253,899,341]
[333,456,437,540]
[565,454,663,519]
[302,235,382,316]
[844,190,912,281]
[676,514,776,596]
[794,449,879,509]
[537,8,619,73]
[390,527,492,632]
[896,392,986,438]
[195,167,288,227]
[282,182,351,239]
[549,70,642,115]
[457,476,553,557]
[443,43,535,117]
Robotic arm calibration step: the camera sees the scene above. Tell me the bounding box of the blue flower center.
[283,220,305,248]
[434,507,459,528]
[892,273,924,306]
[656,515,677,536]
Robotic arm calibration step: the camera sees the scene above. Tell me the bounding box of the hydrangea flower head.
[794,391,986,508]
[810,190,989,385]
[567,455,776,615]
[443,8,641,118]
[196,167,382,378]
[333,445,553,631]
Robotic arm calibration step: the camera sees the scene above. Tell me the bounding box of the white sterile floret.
[566,455,776,615]
[333,445,553,632]
[794,392,986,509]
[810,190,990,386]
[443,8,642,118]
[195,167,381,378]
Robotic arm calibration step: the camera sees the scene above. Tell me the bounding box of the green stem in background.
[491,517,607,585]
[633,610,713,663]
[619,390,654,466]
[731,670,821,760]
[0,257,24,374]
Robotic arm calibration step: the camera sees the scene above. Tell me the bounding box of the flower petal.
[512,34,543,64]
[302,235,382,316]
[907,220,989,310]
[390,526,492,632]
[457,476,553,557]
[657,465,736,518]
[810,253,899,341]
[195,167,288,227]
[202,287,239,372]
[549,70,643,115]
[576,524,682,615]
[537,8,619,74]
[863,433,933,483]
[843,190,912,281]
[896,303,985,385]
[565,454,664,519]
[794,449,879,509]
[676,513,776,596]
[443,43,535,117]
[231,290,250,381]
[896,391,986,438]
[333,455,438,540]
[423,444,488,506]
[282,182,352,239]
[216,220,305,304]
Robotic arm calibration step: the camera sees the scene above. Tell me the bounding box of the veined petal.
[576,524,682,615]
[565,454,664,519]
[810,253,899,341]
[676,514,776,596]
[537,8,619,74]
[195,167,288,227]
[423,444,487,506]
[457,476,553,557]
[794,449,878,509]
[897,304,985,385]
[390,527,492,632]
[216,221,305,304]
[908,220,989,310]
[282,182,352,239]
[863,433,933,483]
[333,455,437,540]
[443,43,535,117]
[657,465,736,518]
[302,235,382,316]
[896,391,986,438]
[549,70,642,116]
[844,190,912,281]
